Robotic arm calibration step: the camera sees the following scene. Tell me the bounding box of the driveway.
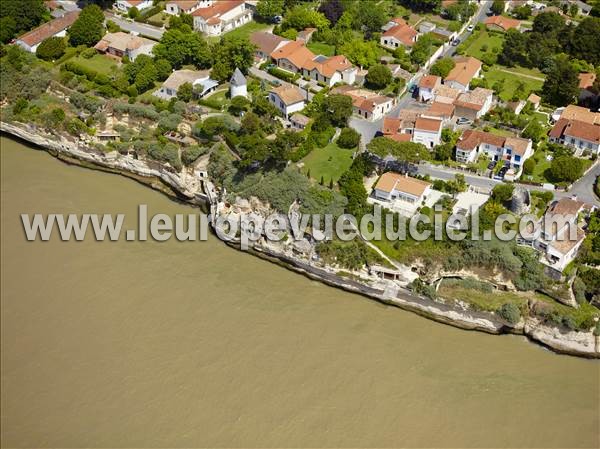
[104,12,165,40]
[248,67,314,100]
[349,93,428,145]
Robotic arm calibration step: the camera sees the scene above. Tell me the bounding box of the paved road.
[418,161,600,205]
[104,12,165,40]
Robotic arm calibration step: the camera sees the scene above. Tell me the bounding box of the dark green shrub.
[337,127,360,149]
[497,303,521,325]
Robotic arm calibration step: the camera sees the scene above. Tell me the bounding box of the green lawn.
[222,21,270,40]
[483,67,544,101]
[463,30,505,60]
[68,54,120,76]
[307,41,336,57]
[485,127,517,137]
[301,141,354,183]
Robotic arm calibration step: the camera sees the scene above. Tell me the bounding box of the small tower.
[230,68,247,99]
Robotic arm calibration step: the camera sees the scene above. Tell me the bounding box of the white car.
[467,24,474,32]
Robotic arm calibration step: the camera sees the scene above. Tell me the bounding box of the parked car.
[452,38,460,46]
[487,161,496,170]
[456,117,472,125]
[467,24,474,32]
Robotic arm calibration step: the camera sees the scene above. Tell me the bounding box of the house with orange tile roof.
[379,18,419,50]
[455,130,533,178]
[558,104,600,125]
[94,32,156,62]
[444,56,482,92]
[270,40,316,73]
[332,86,395,120]
[549,118,600,156]
[15,11,79,53]
[373,172,432,204]
[418,75,441,102]
[484,15,521,32]
[191,0,253,36]
[269,85,306,118]
[114,0,153,13]
[270,41,357,87]
[412,116,443,148]
[380,18,418,50]
[453,87,494,120]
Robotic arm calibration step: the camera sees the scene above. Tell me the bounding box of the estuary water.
[1,136,599,448]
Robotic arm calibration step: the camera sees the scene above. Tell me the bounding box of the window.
[515,155,521,162]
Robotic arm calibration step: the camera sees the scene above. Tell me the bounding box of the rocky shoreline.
[2,121,599,359]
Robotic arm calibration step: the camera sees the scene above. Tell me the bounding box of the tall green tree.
[323,94,353,127]
[0,0,46,43]
[256,0,284,20]
[69,4,105,47]
[365,64,392,89]
[541,56,579,106]
[210,36,255,82]
[491,0,505,15]
[153,28,211,69]
[429,57,455,78]
[568,17,600,65]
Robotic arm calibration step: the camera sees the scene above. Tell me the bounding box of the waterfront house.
[94,32,156,62]
[154,69,219,100]
[269,85,306,119]
[15,11,79,53]
[444,56,482,92]
[373,172,431,205]
[191,0,253,37]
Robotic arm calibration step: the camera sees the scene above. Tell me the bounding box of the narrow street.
[104,12,165,40]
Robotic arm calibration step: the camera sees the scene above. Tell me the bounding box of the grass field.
[222,21,270,40]
[307,41,336,57]
[67,54,120,76]
[463,30,504,60]
[483,67,544,101]
[301,141,354,183]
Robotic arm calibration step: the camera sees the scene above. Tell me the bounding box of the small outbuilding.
[229,68,248,99]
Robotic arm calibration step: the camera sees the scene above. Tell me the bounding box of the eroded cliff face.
[2,121,599,359]
[0,122,206,205]
[524,319,600,358]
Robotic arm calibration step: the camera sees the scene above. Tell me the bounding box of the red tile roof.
[578,72,596,90]
[192,0,243,19]
[382,22,418,46]
[419,74,441,89]
[484,15,521,31]
[16,11,79,47]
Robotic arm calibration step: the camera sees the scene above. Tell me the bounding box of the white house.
[154,69,219,100]
[332,86,395,121]
[373,172,432,205]
[94,32,156,62]
[191,0,253,36]
[418,75,442,102]
[549,118,600,156]
[15,11,79,53]
[444,56,482,92]
[229,68,247,98]
[301,55,357,88]
[114,0,153,12]
[412,116,443,149]
[269,85,306,119]
[380,18,418,50]
[535,198,590,271]
[455,130,533,177]
[165,0,202,15]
